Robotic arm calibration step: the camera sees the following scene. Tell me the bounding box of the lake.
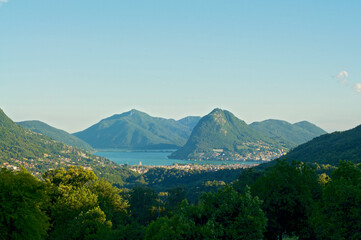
[94,150,260,166]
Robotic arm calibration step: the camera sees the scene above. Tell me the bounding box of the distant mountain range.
[4,107,329,163]
[18,120,94,152]
[250,119,327,148]
[178,116,202,131]
[74,110,201,150]
[73,108,327,160]
[4,103,359,184]
[0,108,133,184]
[169,108,327,161]
[279,124,361,165]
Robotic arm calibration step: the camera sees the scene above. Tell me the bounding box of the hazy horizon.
[1,1,360,133]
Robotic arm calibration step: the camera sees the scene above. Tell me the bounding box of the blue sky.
[1,0,360,133]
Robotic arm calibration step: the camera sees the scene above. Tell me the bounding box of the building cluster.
[193,142,287,162]
[129,162,259,173]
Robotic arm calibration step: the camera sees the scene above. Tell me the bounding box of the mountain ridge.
[278,124,361,165]
[18,120,94,152]
[169,108,288,161]
[0,108,134,185]
[250,119,327,148]
[73,109,197,150]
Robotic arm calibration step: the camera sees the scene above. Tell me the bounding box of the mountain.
[178,116,201,131]
[0,108,134,185]
[293,121,327,136]
[73,109,193,150]
[18,120,94,152]
[169,108,287,161]
[250,119,327,148]
[279,124,361,165]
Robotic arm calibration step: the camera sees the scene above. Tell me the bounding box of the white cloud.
[354,83,361,94]
[337,70,349,85]
[337,70,349,79]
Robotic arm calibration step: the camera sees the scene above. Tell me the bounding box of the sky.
[1,1,361,133]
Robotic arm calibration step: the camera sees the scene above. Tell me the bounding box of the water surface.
[94,150,260,166]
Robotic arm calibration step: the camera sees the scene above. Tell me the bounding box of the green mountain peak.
[169,109,286,161]
[250,119,327,148]
[74,110,195,150]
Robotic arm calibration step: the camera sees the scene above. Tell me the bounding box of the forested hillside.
[250,119,327,148]
[74,109,193,149]
[18,120,94,152]
[170,108,287,161]
[177,116,201,131]
[280,124,361,165]
[0,109,135,185]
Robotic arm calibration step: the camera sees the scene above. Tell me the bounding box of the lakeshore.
[93,149,262,167]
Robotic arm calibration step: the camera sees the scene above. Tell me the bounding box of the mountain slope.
[74,109,192,149]
[169,108,287,161]
[18,120,94,152]
[280,124,361,165]
[178,116,201,131]
[250,119,327,148]
[0,108,134,184]
[294,121,327,137]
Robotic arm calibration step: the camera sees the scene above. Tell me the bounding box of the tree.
[233,167,264,194]
[69,206,112,240]
[0,167,49,240]
[145,186,267,240]
[90,179,129,227]
[43,166,97,188]
[318,173,330,186]
[251,160,320,240]
[166,186,187,213]
[44,166,129,240]
[129,186,158,225]
[312,161,361,240]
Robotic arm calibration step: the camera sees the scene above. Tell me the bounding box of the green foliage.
[312,161,361,240]
[233,167,265,194]
[145,214,193,240]
[250,119,326,148]
[68,206,112,240]
[101,222,146,240]
[43,166,98,187]
[145,186,267,240]
[280,124,361,165]
[251,160,320,240]
[317,173,331,186]
[0,167,49,240]
[166,186,187,213]
[128,186,159,225]
[73,109,193,149]
[127,167,244,202]
[90,179,129,227]
[51,186,99,236]
[18,120,94,152]
[45,166,129,240]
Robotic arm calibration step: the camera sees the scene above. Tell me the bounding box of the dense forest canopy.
[2,161,361,240]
